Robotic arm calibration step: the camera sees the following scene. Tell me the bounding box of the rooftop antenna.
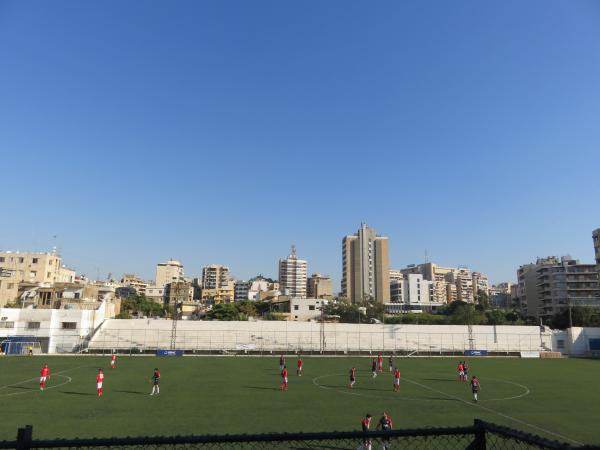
[424,249,429,263]
[290,244,297,258]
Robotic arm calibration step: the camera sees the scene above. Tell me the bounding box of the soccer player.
[296,357,303,376]
[457,361,465,382]
[376,412,393,450]
[150,368,161,395]
[28,345,33,356]
[39,363,50,391]
[96,368,104,397]
[279,354,285,372]
[393,367,401,392]
[470,375,481,402]
[361,413,372,450]
[280,365,288,391]
[349,367,357,388]
[463,360,469,378]
[388,355,393,372]
[377,354,383,373]
[371,359,377,378]
[110,353,116,369]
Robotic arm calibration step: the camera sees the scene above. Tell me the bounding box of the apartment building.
[342,224,390,303]
[389,273,438,313]
[201,264,231,289]
[0,251,74,306]
[120,274,148,295]
[278,246,307,298]
[517,256,600,318]
[307,273,333,299]
[489,283,513,309]
[593,228,600,272]
[155,260,184,287]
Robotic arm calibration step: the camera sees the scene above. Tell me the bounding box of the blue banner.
[464,350,488,357]
[156,349,184,357]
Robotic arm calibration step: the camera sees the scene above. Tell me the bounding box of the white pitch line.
[0,364,91,391]
[0,374,72,397]
[402,376,582,446]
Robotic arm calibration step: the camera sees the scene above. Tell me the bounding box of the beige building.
[201,264,231,289]
[121,274,148,294]
[307,273,333,299]
[342,224,390,303]
[155,259,184,287]
[278,246,307,298]
[201,281,235,304]
[0,251,67,306]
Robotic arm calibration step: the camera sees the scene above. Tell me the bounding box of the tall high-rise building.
[201,264,231,289]
[342,224,390,303]
[155,259,184,287]
[278,246,307,298]
[307,273,333,299]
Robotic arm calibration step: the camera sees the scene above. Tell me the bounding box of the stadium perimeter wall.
[88,319,561,354]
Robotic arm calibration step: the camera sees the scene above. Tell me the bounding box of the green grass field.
[0,355,598,445]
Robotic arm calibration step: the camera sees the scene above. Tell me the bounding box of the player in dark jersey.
[470,375,480,402]
[377,412,393,450]
[361,413,372,450]
[463,361,469,378]
[349,367,357,388]
[388,355,393,372]
[150,368,160,395]
[279,354,285,372]
[371,359,377,378]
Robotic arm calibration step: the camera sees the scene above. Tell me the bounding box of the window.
[309,305,315,311]
[61,322,77,330]
[27,322,41,329]
[32,258,39,264]
[30,271,37,277]
[8,283,14,289]
[556,339,565,349]
[74,293,80,299]
[294,305,299,310]
[47,272,51,278]
[18,257,24,263]
[0,257,4,262]
[0,321,14,328]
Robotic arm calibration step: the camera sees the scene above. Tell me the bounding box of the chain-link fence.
[1,420,597,450]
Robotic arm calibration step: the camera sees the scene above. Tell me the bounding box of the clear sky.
[1,1,599,289]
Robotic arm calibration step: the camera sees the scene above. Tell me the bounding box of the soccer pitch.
[0,356,598,445]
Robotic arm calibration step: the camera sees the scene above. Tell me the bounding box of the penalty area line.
[0,374,72,397]
[402,377,582,446]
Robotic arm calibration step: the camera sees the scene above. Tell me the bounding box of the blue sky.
[1,1,599,288]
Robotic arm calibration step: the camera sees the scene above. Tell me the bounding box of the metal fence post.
[472,419,486,450]
[16,425,33,450]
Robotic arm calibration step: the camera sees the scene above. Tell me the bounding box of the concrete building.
[155,259,184,287]
[278,246,307,298]
[517,256,600,318]
[120,274,148,295]
[164,281,193,313]
[388,273,438,313]
[389,269,403,282]
[489,283,513,309]
[593,228,600,272]
[307,273,333,299]
[342,224,390,303]
[401,263,456,304]
[145,285,166,304]
[201,281,235,304]
[234,280,250,302]
[472,272,489,297]
[269,296,327,321]
[201,264,231,289]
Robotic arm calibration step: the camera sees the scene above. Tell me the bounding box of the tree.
[236,301,258,318]
[476,289,489,309]
[118,294,163,318]
[449,304,486,325]
[485,309,507,325]
[205,303,240,321]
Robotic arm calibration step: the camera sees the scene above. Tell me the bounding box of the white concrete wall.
[552,327,600,355]
[0,303,109,353]
[88,320,556,354]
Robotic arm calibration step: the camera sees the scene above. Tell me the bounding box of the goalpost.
[1,340,43,356]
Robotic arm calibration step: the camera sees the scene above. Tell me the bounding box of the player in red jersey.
[393,367,401,392]
[457,362,465,382]
[296,357,303,376]
[349,367,357,388]
[361,413,372,450]
[470,375,481,402]
[280,365,288,390]
[39,364,50,391]
[96,368,104,397]
[110,353,116,369]
[377,354,383,373]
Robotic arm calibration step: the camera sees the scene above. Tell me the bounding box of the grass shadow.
[243,386,280,391]
[114,390,147,395]
[60,391,95,396]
